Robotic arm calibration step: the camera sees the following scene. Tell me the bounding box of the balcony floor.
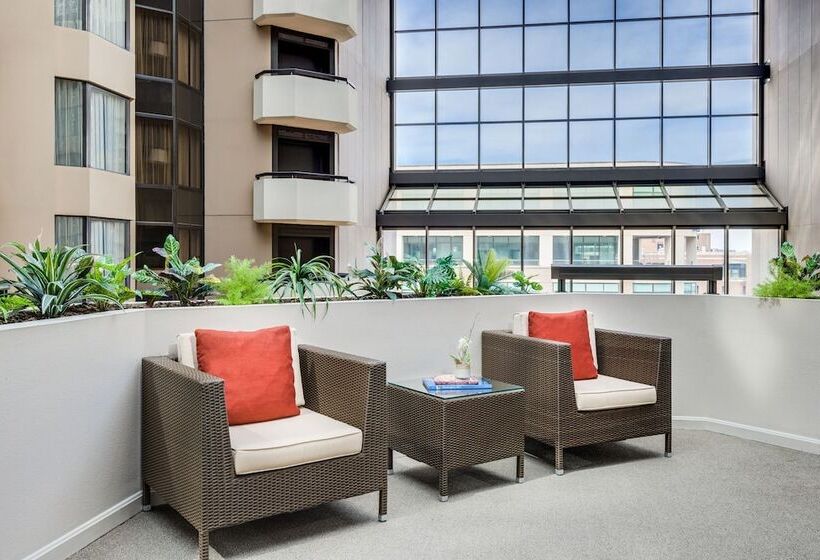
[71,430,820,559]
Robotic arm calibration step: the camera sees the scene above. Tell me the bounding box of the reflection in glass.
[481,88,523,122]
[438,0,478,28]
[481,28,523,74]
[616,119,660,167]
[437,124,479,169]
[525,26,568,72]
[570,0,613,21]
[481,0,523,26]
[616,82,660,117]
[525,0,568,23]
[712,16,757,65]
[712,79,757,115]
[616,0,660,19]
[438,30,478,76]
[663,0,708,16]
[570,121,613,167]
[395,125,435,169]
[712,116,756,165]
[481,123,523,168]
[663,118,707,166]
[438,90,479,123]
[394,0,435,30]
[395,32,435,77]
[525,122,568,168]
[570,23,614,70]
[525,86,568,121]
[570,84,613,119]
[395,91,435,124]
[663,81,708,116]
[617,21,660,69]
[712,0,758,14]
[664,18,708,67]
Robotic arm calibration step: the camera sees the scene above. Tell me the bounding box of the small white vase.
[453,363,471,380]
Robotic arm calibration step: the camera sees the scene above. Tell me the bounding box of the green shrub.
[0,294,34,322]
[133,235,220,305]
[754,272,816,299]
[0,240,120,318]
[269,248,349,318]
[86,255,139,310]
[349,241,419,300]
[754,241,820,299]
[512,271,543,294]
[409,255,460,298]
[216,257,272,305]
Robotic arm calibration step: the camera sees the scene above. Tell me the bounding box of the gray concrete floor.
[70,430,820,560]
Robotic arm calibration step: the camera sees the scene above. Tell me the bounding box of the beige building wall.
[203,0,389,271]
[764,0,820,255]
[0,1,136,257]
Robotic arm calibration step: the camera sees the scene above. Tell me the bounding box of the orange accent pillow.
[195,326,300,425]
[528,310,598,380]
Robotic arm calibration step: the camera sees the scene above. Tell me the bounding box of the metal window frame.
[54,215,131,258]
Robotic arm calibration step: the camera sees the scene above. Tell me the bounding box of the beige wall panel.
[54,28,136,98]
[206,215,271,267]
[54,168,135,221]
[205,0,254,22]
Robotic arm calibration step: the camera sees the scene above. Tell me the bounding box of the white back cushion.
[176,327,305,407]
[513,311,598,369]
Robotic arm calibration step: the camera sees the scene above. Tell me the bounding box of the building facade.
[0,0,817,295]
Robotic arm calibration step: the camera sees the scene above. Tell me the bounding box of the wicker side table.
[387,378,525,502]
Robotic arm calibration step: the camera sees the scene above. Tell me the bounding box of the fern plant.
[463,249,513,294]
[216,257,273,305]
[0,240,119,318]
[754,242,820,299]
[268,248,349,318]
[133,235,220,305]
[0,294,34,322]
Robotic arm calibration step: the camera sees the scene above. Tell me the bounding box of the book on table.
[423,377,493,392]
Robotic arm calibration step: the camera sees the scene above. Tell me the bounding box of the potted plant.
[450,317,478,379]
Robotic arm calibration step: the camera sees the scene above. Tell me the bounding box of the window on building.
[178,21,202,90]
[55,216,128,261]
[136,8,173,79]
[477,235,539,266]
[275,30,335,74]
[136,118,172,185]
[178,124,202,188]
[403,235,465,264]
[55,79,128,174]
[275,128,333,174]
[55,0,128,48]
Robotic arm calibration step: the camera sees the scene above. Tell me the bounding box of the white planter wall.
[2,294,819,559]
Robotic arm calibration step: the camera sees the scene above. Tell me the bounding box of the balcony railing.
[253,0,358,42]
[253,172,358,225]
[552,265,724,295]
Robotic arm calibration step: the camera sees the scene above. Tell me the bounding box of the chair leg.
[438,469,449,502]
[665,432,672,458]
[198,530,209,560]
[516,455,524,483]
[378,488,388,522]
[387,447,394,475]
[141,483,151,512]
[555,445,564,476]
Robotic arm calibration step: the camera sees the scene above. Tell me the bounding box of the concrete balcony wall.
[253,176,358,225]
[253,73,359,133]
[253,0,358,42]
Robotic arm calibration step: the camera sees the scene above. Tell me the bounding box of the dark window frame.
[271,27,336,75]
[54,215,131,258]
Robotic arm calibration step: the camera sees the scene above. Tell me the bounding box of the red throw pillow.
[195,326,300,425]
[528,310,598,380]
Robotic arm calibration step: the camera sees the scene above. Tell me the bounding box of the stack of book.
[423,375,492,392]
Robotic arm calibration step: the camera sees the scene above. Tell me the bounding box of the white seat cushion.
[513,311,598,369]
[176,328,305,407]
[229,408,362,475]
[574,374,656,411]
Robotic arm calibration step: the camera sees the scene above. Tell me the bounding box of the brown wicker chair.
[141,345,387,560]
[482,328,671,475]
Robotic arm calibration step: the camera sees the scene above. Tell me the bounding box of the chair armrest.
[141,357,234,511]
[595,329,671,389]
[481,330,576,417]
[298,345,386,439]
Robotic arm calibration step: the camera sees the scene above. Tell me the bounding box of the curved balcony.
[253,172,358,225]
[253,0,358,42]
[253,69,358,134]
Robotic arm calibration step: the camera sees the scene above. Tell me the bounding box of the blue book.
[423,378,492,392]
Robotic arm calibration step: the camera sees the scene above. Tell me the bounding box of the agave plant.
[0,240,120,318]
[132,235,219,305]
[86,255,140,310]
[268,248,349,318]
[349,241,420,300]
[463,249,513,295]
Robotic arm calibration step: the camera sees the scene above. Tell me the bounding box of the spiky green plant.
[349,241,419,300]
[86,255,140,310]
[216,257,273,306]
[268,248,349,318]
[463,249,513,294]
[0,240,120,318]
[132,235,220,305]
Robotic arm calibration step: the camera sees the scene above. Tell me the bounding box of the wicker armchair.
[482,329,671,475]
[141,345,387,560]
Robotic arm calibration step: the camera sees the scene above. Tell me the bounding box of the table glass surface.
[388,377,523,400]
